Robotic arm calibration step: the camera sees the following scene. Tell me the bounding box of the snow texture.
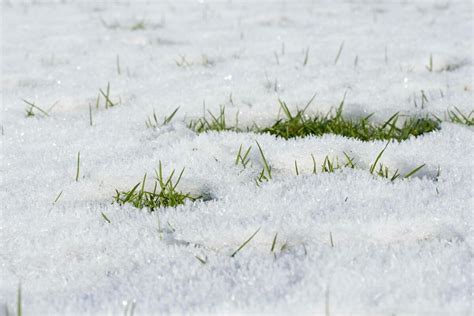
[1,0,473,315]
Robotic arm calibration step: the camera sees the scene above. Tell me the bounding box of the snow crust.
[1,0,473,314]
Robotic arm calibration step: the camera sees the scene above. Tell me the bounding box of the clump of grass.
[261,98,440,142]
[185,97,470,141]
[114,162,198,210]
[445,107,473,126]
[188,106,241,133]
[145,107,180,128]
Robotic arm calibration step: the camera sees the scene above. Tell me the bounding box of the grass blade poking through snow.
[256,141,272,182]
[404,164,425,179]
[270,233,278,253]
[231,227,261,258]
[17,283,21,316]
[235,144,252,168]
[75,152,81,182]
[446,107,473,126]
[370,143,389,174]
[53,191,63,204]
[101,212,111,224]
[23,99,50,117]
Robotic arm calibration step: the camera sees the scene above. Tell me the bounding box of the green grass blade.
[404,164,425,179]
[101,212,111,223]
[370,142,389,174]
[270,233,278,252]
[256,141,272,179]
[231,227,261,257]
[75,151,81,181]
[17,283,21,316]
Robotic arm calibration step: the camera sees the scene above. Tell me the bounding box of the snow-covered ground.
[1,0,473,314]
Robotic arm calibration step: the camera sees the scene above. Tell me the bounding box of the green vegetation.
[261,99,439,141]
[235,142,426,183]
[96,82,118,109]
[185,97,469,142]
[443,107,473,126]
[255,141,272,183]
[75,152,81,182]
[145,107,180,128]
[230,227,261,257]
[188,106,241,133]
[114,162,198,211]
[23,99,52,117]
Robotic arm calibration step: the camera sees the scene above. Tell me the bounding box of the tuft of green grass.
[231,227,261,257]
[188,106,240,133]
[114,162,198,210]
[261,97,440,142]
[445,107,473,126]
[146,107,180,128]
[184,94,472,141]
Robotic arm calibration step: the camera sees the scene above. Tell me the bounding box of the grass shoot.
[231,227,261,257]
[75,152,80,182]
[146,107,180,128]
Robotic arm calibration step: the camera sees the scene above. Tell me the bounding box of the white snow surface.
[1,0,473,315]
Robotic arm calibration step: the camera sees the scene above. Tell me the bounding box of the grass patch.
[185,97,468,142]
[114,162,199,210]
[261,99,440,141]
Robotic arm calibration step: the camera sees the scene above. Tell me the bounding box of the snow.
[1,0,473,314]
